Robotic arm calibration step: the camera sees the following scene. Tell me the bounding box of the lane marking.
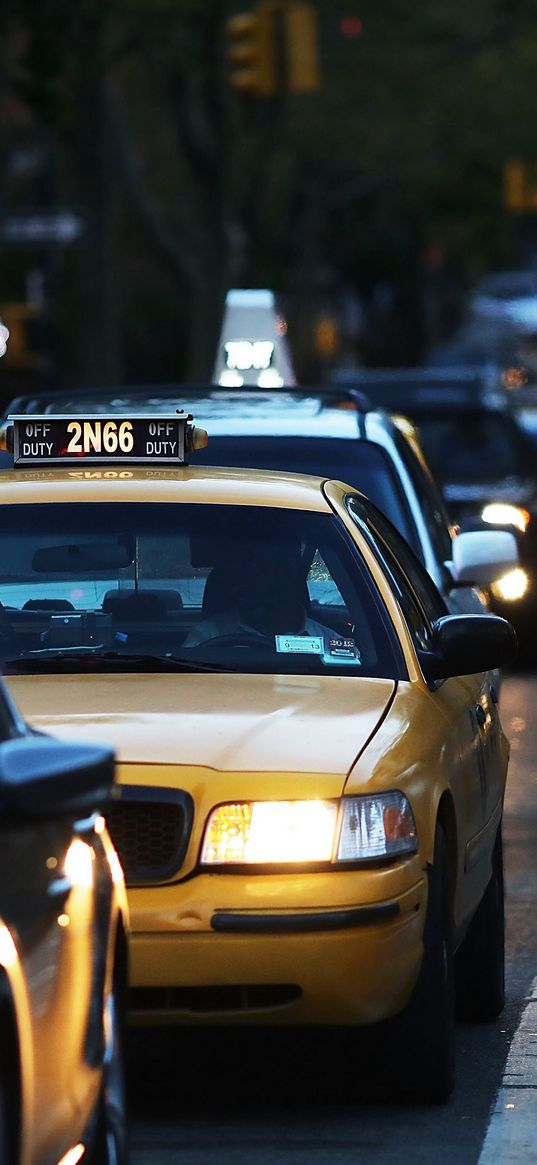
[478,975,537,1164]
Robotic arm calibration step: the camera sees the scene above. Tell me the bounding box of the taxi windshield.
[0,502,404,679]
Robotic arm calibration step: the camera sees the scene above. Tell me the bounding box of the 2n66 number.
[67,420,134,454]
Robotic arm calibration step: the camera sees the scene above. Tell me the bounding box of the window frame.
[345,493,448,656]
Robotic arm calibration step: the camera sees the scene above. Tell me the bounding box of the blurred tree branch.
[4,0,537,383]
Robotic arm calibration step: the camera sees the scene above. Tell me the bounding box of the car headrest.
[101,591,169,620]
[23,599,76,612]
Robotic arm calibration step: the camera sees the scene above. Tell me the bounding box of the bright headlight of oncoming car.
[491,567,530,602]
[481,502,530,532]
[200,792,417,865]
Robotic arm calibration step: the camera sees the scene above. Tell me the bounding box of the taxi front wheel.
[0,1056,14,1165]
[388,824,456,1103]
[455,827,505,1022]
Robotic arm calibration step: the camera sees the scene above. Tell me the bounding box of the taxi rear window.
[0,502,405,679]
[196,436,420,554]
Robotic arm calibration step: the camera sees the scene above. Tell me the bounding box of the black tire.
[455,827,505,1022]
[0,1055,16,1165]
[87,988,128,1165]
[387,824,456,1103]
[0,1069,11,1165]
[0,989,19,1165]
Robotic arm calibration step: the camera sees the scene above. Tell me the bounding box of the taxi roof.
[0,462,334,511]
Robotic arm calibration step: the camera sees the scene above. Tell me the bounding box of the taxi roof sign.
[6,412,208,466]
[213,288,296,389]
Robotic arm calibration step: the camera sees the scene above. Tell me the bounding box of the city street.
[127,668,537,1165]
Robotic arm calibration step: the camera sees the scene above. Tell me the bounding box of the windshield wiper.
[2,650,235,674]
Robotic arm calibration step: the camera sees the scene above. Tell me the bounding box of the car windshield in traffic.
[411,411,530,483]
[0,502,405,679]
[195,436,422,556]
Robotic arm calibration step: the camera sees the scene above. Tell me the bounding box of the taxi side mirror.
[418,613,518,682]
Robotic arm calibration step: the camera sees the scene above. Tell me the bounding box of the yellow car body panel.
[8,668,508,1028]
[0,464,332,511]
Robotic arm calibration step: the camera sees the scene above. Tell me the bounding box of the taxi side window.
[346,494,446,653]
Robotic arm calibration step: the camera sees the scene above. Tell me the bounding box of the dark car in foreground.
[0,679,129,1165]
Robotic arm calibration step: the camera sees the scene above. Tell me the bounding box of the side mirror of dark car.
[0,736,115,819]
[418,614,518,682]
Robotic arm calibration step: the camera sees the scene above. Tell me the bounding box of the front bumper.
[127,861,426,1027]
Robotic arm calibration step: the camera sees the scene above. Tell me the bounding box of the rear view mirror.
[32,539,134,573]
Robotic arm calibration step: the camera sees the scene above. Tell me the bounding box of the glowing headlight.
[201,792,418,866]
[201,800,338,864]
[481,503,530,532]
[337,792,417,861]
[491,567,529,602]
[64,839,94,887]
[0,924,18,968]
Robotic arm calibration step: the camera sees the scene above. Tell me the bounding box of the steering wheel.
[188,632,276,656]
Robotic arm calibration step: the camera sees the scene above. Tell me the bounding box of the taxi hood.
[6,672,396,778]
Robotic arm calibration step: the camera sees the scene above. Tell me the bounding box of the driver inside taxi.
[184,541,338,649]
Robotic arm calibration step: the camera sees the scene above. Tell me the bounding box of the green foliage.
[3,0,537,379]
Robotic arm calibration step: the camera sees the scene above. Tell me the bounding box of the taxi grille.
[129,984,302,1014]
[105,787,193,885]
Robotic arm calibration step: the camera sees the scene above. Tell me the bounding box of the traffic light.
[226,5,276,96]
[0,303,40,369]
[226,2,320,97]
[284,2,320,93]
[314,316,340,358]
[504,161,537,214]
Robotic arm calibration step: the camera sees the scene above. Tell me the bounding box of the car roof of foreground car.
[0,461,340,511]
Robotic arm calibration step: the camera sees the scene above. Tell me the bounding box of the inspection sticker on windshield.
[323,637,361,666]
[328,637,359,659]
[275,635,324,655]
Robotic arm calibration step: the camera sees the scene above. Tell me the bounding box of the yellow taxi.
[0,409,516,1102]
